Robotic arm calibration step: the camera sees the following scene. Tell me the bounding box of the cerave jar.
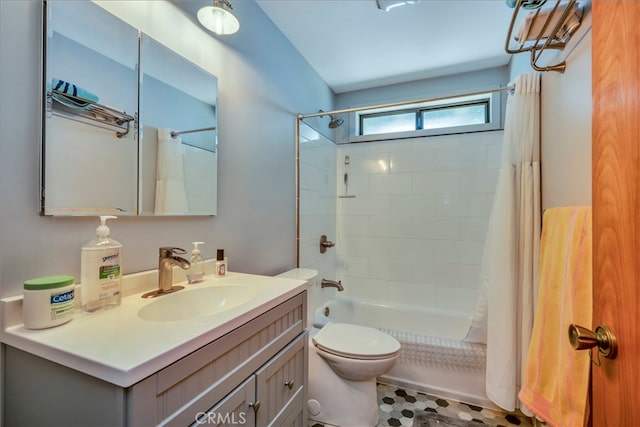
[23,275,75,329]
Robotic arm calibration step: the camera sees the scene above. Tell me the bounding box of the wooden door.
[592,1,640,425]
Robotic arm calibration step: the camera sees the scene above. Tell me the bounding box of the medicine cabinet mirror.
[42,1,218,216]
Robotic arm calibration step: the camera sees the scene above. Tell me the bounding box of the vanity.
[1,271,309,426]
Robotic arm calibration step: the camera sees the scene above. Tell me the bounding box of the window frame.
[346,91,504,144]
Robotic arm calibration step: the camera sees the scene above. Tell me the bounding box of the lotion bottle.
[81,216,122,312]
[215,249,227,277]
[187,241,205,284]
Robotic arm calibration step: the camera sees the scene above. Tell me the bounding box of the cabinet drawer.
[255,332,308,427]
[190,375,256,427]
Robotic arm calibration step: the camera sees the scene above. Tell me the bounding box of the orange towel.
[518,206,592,427]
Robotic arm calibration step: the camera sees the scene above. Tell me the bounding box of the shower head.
[318,110,344,129]
[328,116,344,128]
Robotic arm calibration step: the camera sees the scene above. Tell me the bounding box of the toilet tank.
[276,268,318,328]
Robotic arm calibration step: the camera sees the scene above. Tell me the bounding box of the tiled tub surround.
[335,131,503,309]
[334,131,502,405]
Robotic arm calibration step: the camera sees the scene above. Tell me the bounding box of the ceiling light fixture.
[197,0,240,35]
[376,0,421,12]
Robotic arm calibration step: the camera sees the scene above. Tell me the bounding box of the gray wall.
[0,0,335,298]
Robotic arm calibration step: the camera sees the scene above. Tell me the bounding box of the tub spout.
[321,278,344,292]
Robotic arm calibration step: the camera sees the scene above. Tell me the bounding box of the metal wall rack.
[47,90,136,138]
[504,0,583,73]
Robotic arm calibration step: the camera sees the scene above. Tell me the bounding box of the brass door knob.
[568,323,618,359]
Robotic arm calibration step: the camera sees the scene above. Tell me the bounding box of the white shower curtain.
[465,72,541,411]
[155,128,188,214]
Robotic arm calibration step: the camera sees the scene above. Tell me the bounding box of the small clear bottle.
[215,249,227,277]
[187,241,205,284]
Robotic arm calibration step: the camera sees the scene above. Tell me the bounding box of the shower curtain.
[466,72,541,411]
[155,128,188,214]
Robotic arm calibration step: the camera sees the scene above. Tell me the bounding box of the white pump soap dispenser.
[81,216,123,312]
[187,241,205,284]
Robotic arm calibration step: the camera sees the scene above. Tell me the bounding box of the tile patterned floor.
[309,383,532,427]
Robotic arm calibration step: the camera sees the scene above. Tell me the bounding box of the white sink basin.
[137,285,256,322]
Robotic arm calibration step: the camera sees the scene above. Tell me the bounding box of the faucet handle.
[159,247,187,257]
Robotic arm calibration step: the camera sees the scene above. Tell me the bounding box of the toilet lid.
[312,322,401,359]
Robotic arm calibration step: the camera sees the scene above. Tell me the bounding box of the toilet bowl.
[307,322,401,427]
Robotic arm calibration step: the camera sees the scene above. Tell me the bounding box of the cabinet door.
[255,332,308,427]
[191,375,257,427]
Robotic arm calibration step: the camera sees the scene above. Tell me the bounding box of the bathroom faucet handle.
[159,247,187,257]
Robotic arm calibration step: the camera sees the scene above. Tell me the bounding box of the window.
[357,95,495,137]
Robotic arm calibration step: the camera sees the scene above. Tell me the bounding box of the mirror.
[139,34,218,216]
[42,1,218,216]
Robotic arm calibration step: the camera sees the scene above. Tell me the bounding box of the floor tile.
[308,383,532,427]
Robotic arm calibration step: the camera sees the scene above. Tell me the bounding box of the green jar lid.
[24,275,75,290]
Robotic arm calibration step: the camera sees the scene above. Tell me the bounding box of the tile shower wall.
[336,131,503,312]
[299,122,337,301]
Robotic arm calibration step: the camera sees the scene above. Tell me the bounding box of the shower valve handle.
[320,235,335,253]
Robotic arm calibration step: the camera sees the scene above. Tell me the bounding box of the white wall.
[540,29,592,209]
[0,0,334,298]
[335,131,503,313]
[509,12,592,210]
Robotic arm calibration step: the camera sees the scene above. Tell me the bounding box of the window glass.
[361,112,415,135]
[422,103,488,130]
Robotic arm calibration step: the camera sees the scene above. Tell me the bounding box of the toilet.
[276,268,400,427]
[307,322,401,427]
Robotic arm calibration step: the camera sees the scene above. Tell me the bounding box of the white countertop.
[0,271,308,388]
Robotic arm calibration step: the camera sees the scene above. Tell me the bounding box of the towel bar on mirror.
[47,91,136,138]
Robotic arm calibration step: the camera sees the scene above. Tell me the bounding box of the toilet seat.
[312,322,401,360]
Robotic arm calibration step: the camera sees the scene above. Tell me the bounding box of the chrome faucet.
[321,278,344,292]
[142,247,191,298]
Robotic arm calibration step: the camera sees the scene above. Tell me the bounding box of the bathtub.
[313,296,495,409]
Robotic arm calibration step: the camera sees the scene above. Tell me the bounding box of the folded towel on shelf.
[515,2,582,43]
[51,78,99,107]
[518,206,592,427]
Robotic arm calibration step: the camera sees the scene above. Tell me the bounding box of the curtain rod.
[297,85,515,120]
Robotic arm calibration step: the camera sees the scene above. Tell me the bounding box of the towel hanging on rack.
[515,2,583,43]
[51,78,99,106]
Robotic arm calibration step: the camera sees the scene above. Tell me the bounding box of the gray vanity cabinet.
[3,292,307,427]
[194,333,307,427]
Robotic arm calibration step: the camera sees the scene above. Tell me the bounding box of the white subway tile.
[388,238,435,261]
[369,257,416,282]
[389,194,436,217]
[369,173,412,195]
[339,194,390,216]
[339,235,391,258]
[390,149,435,172]
[337,215,370,237]
[486,144,503,169]
[435,193,492,217]
[434,146,475,170]
[412,170,465,194]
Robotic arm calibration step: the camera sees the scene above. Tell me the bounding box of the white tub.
[313,296,495,409]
